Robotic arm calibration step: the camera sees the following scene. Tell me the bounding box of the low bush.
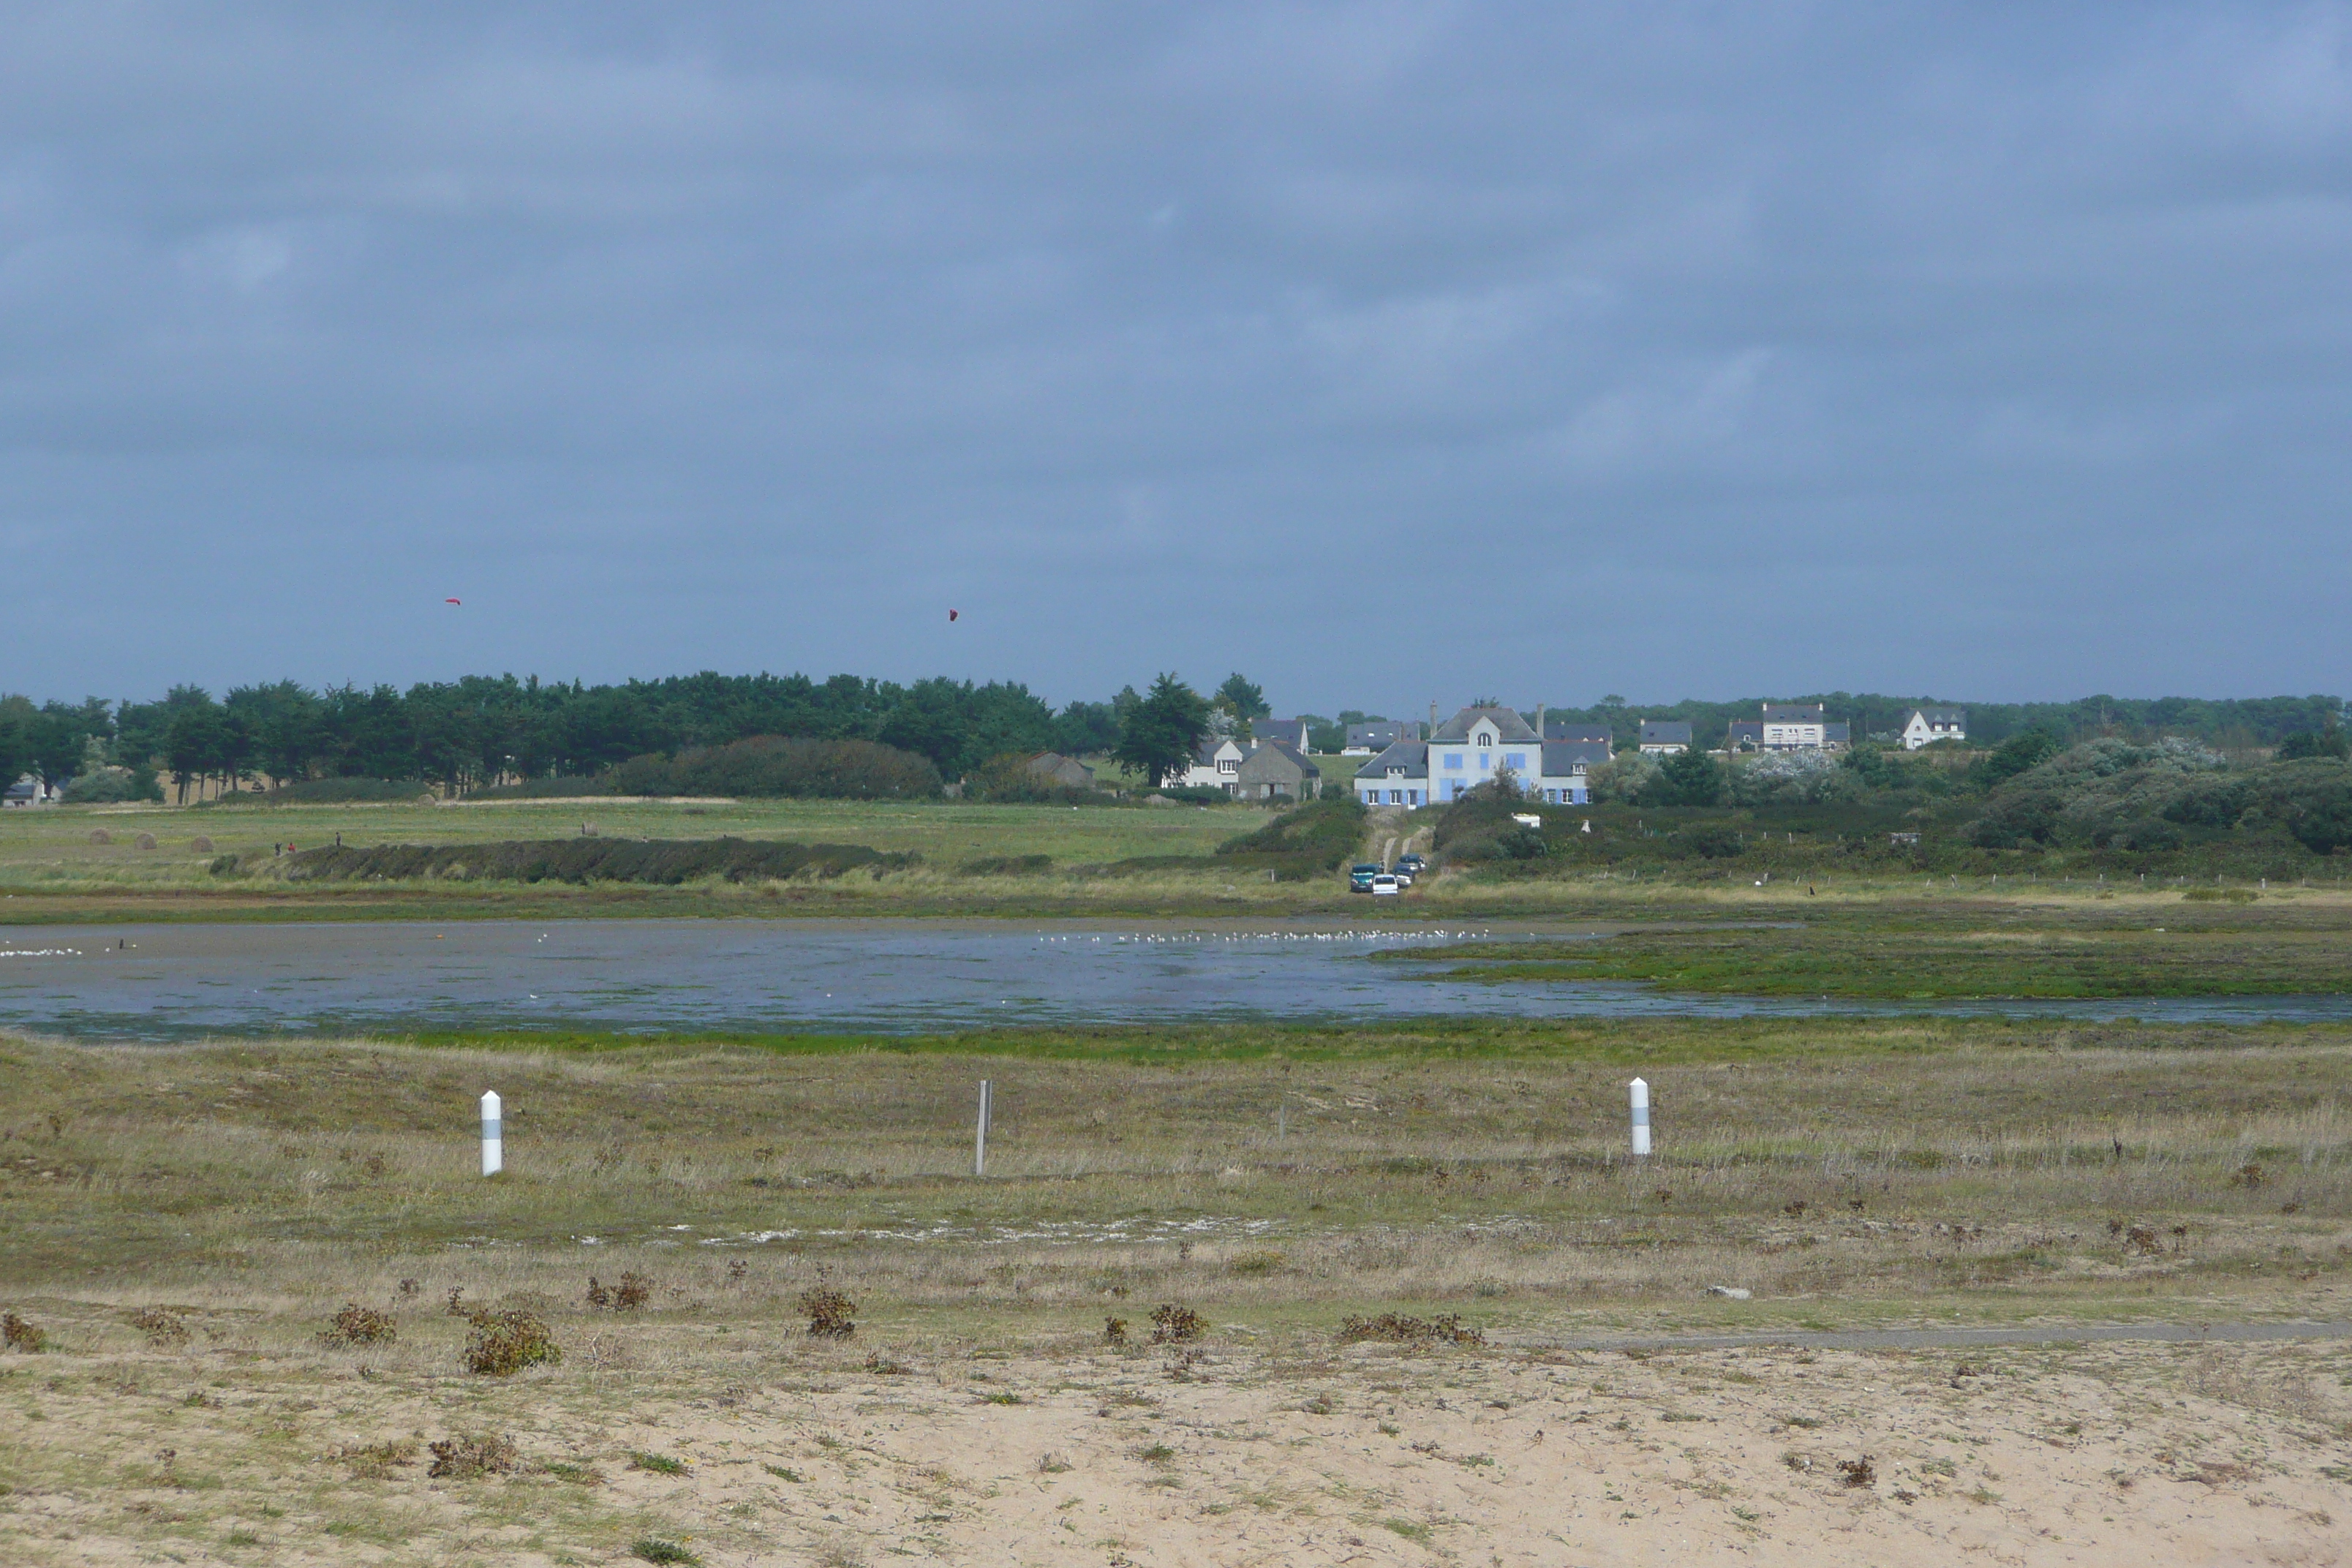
[799,1288,856,1340]
[428,1433,521,1479]
[319,1303,398,1347]
[332,1439,418,1479]
[461,1309,560,1376]
[284,837,914,886]
[631,1539,701,1566]
[1148,1304,1205,1345]
[958,854,1054,877]
[1335,1313,1484,1346]
[1216,796,1365,870]
[627,1450,688,1475]
[128,1308,190,1349]
[2,1312,48,1353]
[61,766,162,804]
[615,735,943,801]
[233,777,432,805]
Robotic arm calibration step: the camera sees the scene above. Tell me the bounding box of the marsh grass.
[2,1017,2348,1335]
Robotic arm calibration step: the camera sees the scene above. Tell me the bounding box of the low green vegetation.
[276,837,915,886]
[1391,914,2352,998]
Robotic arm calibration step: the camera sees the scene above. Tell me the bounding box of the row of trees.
[0,671,1229,802]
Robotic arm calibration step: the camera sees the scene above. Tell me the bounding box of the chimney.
[1430,698,1439,735]
[1536,702,1545,742]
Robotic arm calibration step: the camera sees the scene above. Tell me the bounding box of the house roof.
[1727,720,1765,741]
[1760,702,1827,720]
[1639,720,1693,743]
[1429,705,1539,743]
[1354,742,1428,780]
[1346,720,1417,745]
[1193,737,1244,766]
[1542,720,1613,743]
[1905,706,1966,725]
[1542,740,1612,773]
[1823,723,1850,743]
[1235,739,1316,781]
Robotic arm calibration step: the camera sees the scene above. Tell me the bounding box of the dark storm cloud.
[4,4,2348,710]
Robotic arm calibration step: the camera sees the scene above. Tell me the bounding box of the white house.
[1637,720,1692,755]
[1900,706,1967,749]
[1353,741,1429,807]
[1354,705,1598,807]
[1727,703,1850,753]
[1178,737,1249,794]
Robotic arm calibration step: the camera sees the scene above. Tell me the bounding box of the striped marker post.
[481,1090,503,1176]
[974,1079,992,1177]
[1629,1077,1651,1158]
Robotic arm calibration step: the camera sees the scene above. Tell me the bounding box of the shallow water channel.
[6,919,2352,1039]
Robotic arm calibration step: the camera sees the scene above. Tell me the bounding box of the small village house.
[1899,706,1967,749]
[1637,720,1692,754]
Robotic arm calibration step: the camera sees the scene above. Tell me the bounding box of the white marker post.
[1629,1077,1651,1158]
[480,1090,503,1177]
[974,1079,992,1177]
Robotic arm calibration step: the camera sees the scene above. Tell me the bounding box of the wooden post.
[974,1079,992,1177]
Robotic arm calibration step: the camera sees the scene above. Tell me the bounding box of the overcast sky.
[4,4,2348,715]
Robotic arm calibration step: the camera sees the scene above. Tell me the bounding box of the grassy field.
[2,1017,2348,1563]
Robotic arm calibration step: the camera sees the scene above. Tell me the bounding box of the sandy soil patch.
[3,1329,2347,1567]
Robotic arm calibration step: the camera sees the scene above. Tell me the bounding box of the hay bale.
[88,829,111,845]
[134,832,157,851]
[190,836,214,853]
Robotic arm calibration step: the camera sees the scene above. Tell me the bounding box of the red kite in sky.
[947,608,958,621]
[445,598,462,605]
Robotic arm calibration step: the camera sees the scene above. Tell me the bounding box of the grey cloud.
[4,3,2350,711]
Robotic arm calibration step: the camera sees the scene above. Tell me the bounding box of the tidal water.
[4,919,2351,1040]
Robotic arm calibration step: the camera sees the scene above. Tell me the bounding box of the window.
[1444,753,1463,770]
[1219,758,1236,772]
[1505,753,1526,771]
[1388,790,1402,804]
[1475,732,1491,747]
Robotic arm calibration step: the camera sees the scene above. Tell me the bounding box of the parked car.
[1348,862,1382,892]
[1395,853,1427,875]
[1370,873,1401,897]
[1387,864,1414,886]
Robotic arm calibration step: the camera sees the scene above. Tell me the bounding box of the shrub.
[631,1539,701,1566]
[1148,1304,1205,1345]
[962,752,1103,804]
[612,735,943,801]
[1335,1313,1484,1346]
[628,1450,689,1475]
[333,1439,418,1479]
[2,1312,47,1353]
[1104,1316,1129,1346]
[284,837,915,886]
[61,766,162,804]
[221,777,435,805]
[461,1309,560,1376]
[799,1288,856,1339]
[1431,784,1548,865]
[614,1272,652,1311]
[129,1308,190,1349]
[427,1433,521,1479]
[1215,796,1365,870]
[319,1303,398,1347]
[957,853,1055,877]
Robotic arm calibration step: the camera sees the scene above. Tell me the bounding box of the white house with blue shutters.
[1355,705,1599,807]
